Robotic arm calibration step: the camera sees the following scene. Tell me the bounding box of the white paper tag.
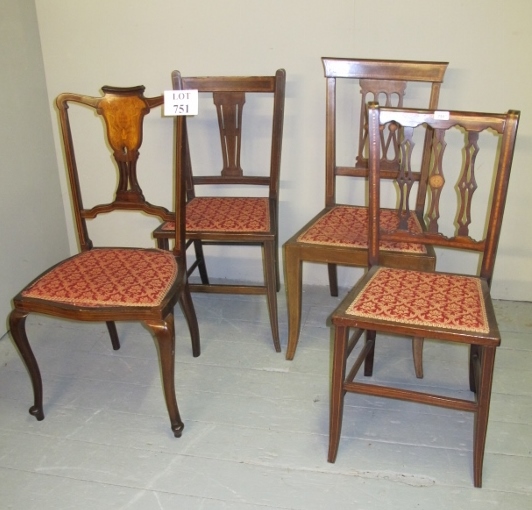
[434,110,450,120]
[164,90,198,116]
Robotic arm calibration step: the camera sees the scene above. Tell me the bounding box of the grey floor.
[0,284,531,509]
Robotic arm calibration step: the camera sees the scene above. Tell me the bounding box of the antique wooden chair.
[283,58,448,365]
[328,103,520,487]
[153,70,286,352]
[9,86,199,437]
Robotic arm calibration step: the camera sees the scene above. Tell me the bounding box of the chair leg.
[106,321,120,350]
[412,337,424,379]
[274,234,281,292]
[192,240,209,285]
[146,314,184,438]
[9,309,44,421]
[473,345,496,488]
[327,263,339,297]
[284,244,303,360]
[178,282,201,357]
[363,329,376,376]
[469,344,480,392]
[328,324,349,463]
[263,241,281,352]
[156,238,170,250]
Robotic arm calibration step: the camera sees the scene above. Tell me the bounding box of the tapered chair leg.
[178,283,201,357]
[469,344,481,392]
[327,263,339,297]
[263,241,281,352]
[284,245,303,360]
[9,309,44,421]
[363,330,376,377]
[473,345,496,488]
[412,337,424,378]
[106,321,121,350]
[147,315,184,438]
[328,324,349,463]
[192,240,209,284]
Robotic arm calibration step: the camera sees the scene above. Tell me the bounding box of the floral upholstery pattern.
[297,206,427,254]
[346,267,489,333]
[22,248,177,307]
[161,197,270,233]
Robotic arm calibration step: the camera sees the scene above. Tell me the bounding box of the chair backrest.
[367,103,520,284]
[322,57,448,213]
[171,70,286,200]
[56,86,185,256]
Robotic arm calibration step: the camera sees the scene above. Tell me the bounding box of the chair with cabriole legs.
[9,86,199,437]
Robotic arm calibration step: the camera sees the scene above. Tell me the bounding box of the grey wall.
[0,0,69,335]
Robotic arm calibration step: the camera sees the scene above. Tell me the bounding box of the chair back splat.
[9,86,200,437]
[283,58,448,361]
[153,70,286,352]
[328,103,520,487]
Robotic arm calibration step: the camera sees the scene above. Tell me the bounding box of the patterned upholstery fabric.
[22,248,178,307]
[346,267,489,333]
[297,206,427,254]
[161,197,270,233]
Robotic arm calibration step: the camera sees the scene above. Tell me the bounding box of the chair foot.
[172,422,184,438]
[29,405,44,421]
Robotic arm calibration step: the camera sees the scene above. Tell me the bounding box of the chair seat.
[22,248,178,308]
[297,206,427,254]
[160,197,270,234]
[346,267,489,333]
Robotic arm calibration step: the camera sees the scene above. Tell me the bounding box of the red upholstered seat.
[346,267,488,333]
[22,248,178,308]
[161,197,270,234]
[297,206,427,254]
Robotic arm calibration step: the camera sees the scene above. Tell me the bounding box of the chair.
[153,70,286,352]
[328,103,520,487]
[283,58,449,364]
[9,86,200,437]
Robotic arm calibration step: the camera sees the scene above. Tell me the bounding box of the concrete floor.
[0,284,531,509]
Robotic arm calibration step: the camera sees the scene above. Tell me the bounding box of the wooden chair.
[283,58,448,363]
[153,70,286,352]
[9,86,200,437]
[328,103,520,487]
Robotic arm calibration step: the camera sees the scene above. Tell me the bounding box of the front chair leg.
[9,309,44,421]
[146,315,184,438]
[473,345,496,488]
[328,324,349,463]
[263,241,281,352]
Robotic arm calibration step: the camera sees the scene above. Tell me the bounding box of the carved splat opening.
[213,91,245,177]
[358,79,407,169]
[456,131,480,236]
